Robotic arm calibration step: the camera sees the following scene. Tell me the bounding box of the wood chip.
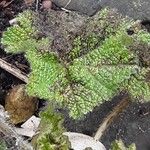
[15,128,36,138]
[15,116,40,137]
[21,116,41,130]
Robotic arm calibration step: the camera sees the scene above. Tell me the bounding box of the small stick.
[36,0,39,11]
[94,96,130,141]
[61,0,72,12]
[0,58,28,83]
[0,117,33,150]
[64,0,72,8]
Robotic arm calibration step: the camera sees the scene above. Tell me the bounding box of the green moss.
[0,140,6,150]
[127,68,150,101]
[26,49,67,103]
[1,11,35,53]
[111,140,136,150]
[137,30,150,44]
[35,106,70,150]
[1,9,150,119]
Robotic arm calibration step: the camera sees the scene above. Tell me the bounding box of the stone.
[52,0,150,20]
[51,0,102,16]
[42,0,52,9]
[63,132,106,150]
[5,84,38,124]
[100,0,150,20]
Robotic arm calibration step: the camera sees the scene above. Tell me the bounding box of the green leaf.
[137,30,150,44]
[26,50,67,105]
[36,106,70,150]
[111,140,136,150]
[0,140,6,150]
[127,68,150,100]
[1,10,35,53]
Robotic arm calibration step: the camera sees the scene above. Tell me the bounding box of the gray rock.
[100,0,150,20]
[52,0,150,20]
[51,0,102,16]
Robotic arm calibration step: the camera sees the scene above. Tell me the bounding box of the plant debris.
[0,0,14,8]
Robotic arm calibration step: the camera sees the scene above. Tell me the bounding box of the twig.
[60,0,72,12]
[94,96,130,141]
[64,0,72,8]
[0,116,33,150]
[0,58,28,83]
[36,0,39,11]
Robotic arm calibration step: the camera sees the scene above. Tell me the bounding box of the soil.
[100,0,150,20]
[62,94,150,150]
[0,1,150,150]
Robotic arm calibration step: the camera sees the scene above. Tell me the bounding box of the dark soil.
[62,95,150,150]
[0,0,27,149]
[0,1,150,150]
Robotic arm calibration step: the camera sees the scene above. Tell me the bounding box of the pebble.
[5,84,38,124]
[42,0,52,9]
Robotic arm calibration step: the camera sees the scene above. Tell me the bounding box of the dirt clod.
[5,84,38,124]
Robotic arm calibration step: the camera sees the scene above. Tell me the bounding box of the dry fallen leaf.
[5,84,38,124]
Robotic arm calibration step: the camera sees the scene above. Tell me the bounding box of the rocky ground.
[52,0,150,20]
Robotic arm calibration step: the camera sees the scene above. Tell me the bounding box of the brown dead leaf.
[5,84,38,124]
